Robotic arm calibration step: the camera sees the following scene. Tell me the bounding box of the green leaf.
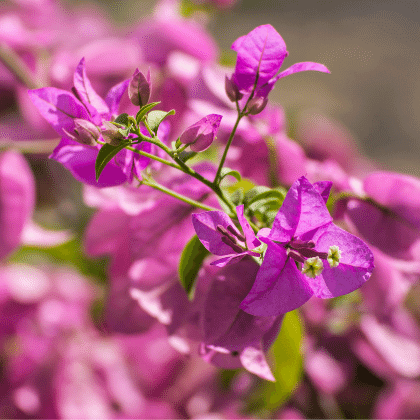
[245,187,284,206]
[113,113,129,126]
[220,167,241,182]
[178,235,209,299]
[147,109,175,134]
[95,141,130,181]
[247,310,303,415]
[136,101,160,123]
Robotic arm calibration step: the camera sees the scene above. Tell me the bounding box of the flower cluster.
[1,0,420,418]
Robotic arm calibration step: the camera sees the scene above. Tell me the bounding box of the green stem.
[125,145,182,171]
[142,178,218,212]
[213,113,243,185]
[0,43,40,89]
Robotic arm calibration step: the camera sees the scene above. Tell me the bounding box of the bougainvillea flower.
[192,204,261,267]
[179,114,222,152]
[344,171,420,259]
[241,176,374,316]
[200,258,283,381]
[230,24,330,98]
[28,58,134,187]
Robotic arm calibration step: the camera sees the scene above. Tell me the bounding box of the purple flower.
[192,204,262,267]
[179,114,222,152]
[230,24,330,100]
[241,176,374,316]
[28,58,134,187]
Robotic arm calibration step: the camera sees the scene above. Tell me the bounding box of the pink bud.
[128,68,151,107]
[179,114,222,152]
[73,119,100,146]
[246,96,268,115]
[225,75,243,102]
[101,121,124,146]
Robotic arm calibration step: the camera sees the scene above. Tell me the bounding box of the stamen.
[226,225,246,242]
[221,236,244,253]
[216,224,240,243]
[302,257,324,278]
[287,249,306,264]
[299,248,328,260]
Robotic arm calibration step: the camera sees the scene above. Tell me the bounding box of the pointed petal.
[312,181,333,203]
[269,176,332,242]
[232,24,288,91]
[192,211,242,256]
[274,61,330,80]
[236,204,261,249]
[73,57,109,118]
[105,78,130,116]
[241,241,313,316]
[306,224,374,298]
[240,345,275,381]
[27,87,90,136]
[210,253,247,267]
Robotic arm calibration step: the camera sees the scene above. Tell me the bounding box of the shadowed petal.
[192,211,242,256]
[105,79,129,117]
[236,204,261,249]
[241,241,313,316]
[28,87,90,136]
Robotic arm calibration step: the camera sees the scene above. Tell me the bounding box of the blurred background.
[73,0,420,175]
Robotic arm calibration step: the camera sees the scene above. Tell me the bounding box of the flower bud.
[179,114,222,152]
[225,75,243,102]
[72,119,100,146]
[246,96,268,115]
[128,68,151,107]
[101,121,124,146]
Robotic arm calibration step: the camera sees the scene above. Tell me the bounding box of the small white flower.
[327,245,342,268]
[302,256,324,278]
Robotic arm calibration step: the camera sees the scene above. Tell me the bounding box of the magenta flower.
[230,24,330,100]
[28,58,137,187]
[241,176,374,316]
[179,114,222,152]
[192,204,261,267]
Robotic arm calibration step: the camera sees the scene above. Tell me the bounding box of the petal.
[192,211,242,256]
[73,57,109,119]
[0,150,35,260]
[232,24,288,92]
[204,258,259,343]
[269,176,332,242]
[240,345,275,381]
[305,224,374,298]
[210,253,247,267]
[363,171,420,228]
[27,87,90,136]
[236,204,261,249]
[312,181,333,203]
[274,61,330,81]
[50,138,128,187]
[241,241,313,316]
[105,78,129,117]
